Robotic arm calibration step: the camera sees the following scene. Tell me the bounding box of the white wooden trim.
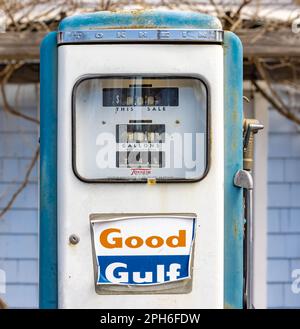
[253,90,269,309]
[243,82,268,308]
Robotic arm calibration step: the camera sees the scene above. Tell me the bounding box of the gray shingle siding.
[0,84,39,308]
[268,109,300,308]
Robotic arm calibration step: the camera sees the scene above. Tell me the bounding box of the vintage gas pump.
[40,10,259,309]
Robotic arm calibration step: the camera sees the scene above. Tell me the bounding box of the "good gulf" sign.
[91,215,196,286]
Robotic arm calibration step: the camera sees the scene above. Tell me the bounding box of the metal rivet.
[69,234,80,245]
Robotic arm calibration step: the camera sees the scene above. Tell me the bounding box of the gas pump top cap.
[57,10,223,45]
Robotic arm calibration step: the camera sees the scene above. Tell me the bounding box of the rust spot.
[231,140,237,152]
[224,302,236,309]
[106,9,147,14]
[85,10,168,30]
[130,9,149,16]
[231,108,238,123]
[223,43,229,53]
[233,221,239,240]
[91,24,159,30]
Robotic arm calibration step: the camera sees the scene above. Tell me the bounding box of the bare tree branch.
[0,146,40,219]
[252,79,300,125]
[0,298,7,309]
[253,57,300,125]
[0,63,40,124]
[209,0,222,17]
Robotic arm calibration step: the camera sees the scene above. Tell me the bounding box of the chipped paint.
[40,32,58,309]
[224,31,244,309]
[58,10,222,31]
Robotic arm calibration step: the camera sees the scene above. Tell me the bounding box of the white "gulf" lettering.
[105,262,181,284]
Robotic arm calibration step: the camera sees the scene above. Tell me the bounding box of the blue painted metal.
[39,31,58,309]
[223,31,244,309]
[58,10,222,31]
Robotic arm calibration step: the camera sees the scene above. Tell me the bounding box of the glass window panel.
[73,76,208,181]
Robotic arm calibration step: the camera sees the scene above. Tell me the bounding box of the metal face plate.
[58,29,224,44]
[57,44,224,308]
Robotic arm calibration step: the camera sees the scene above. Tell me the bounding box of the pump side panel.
[224,31,244,309]
[39,32,58,309]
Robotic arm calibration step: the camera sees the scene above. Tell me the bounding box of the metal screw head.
[69,234,80,245]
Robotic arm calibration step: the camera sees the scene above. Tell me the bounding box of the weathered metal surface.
[224,31,244,309]
[39,31,58,309]
[58,10,222,31]
[57,29,223,44]
[39,9,223,310]
[39,10,244,309]
[234,170,253,190]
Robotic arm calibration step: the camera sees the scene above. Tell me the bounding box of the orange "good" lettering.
[99,228,186,249]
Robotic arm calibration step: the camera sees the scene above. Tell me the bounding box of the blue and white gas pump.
[40,10,261,309]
